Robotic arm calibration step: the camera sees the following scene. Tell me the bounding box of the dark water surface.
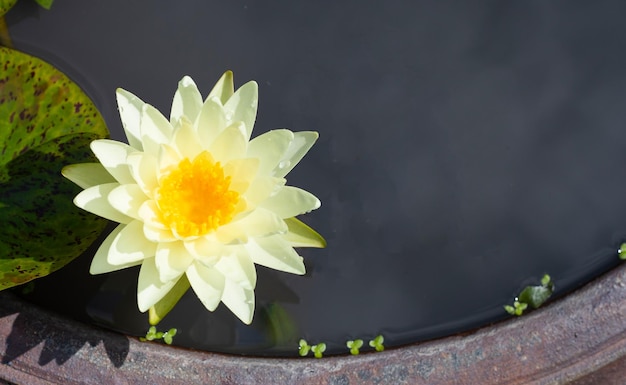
[6,1,626,356]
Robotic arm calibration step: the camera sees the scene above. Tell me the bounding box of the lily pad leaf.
[0,0,17,17]
[518,284,553,309]
[33,0,53,10]
[0,46,109,290]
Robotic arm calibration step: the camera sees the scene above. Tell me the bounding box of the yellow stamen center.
[157,151,240,237]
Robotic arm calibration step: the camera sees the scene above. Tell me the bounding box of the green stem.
[0,16,12,48]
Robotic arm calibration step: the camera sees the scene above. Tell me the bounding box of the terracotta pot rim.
[1,264,626,384]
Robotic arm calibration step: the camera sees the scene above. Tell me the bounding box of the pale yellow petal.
[62,163,115,189]
[144,222,177,243]
[223,80,258,140]
[246,129,293,176]
[116,88,145,150]
[90,224,143,274]
[223,158,259,194]
[221,278,255,324]
[244,176,285,206]
[170,76,203,124]
[74,183,133,224]
[172,116,203,160]
[206,70,234,104]
[127,152,159,197]
[156,143,182,176]
[108,219,157,265]
[208,122,248,163]
[108,184,147,220]
[247,235,305,274]
[214,250,256,290]
[140,104,174,155]
[259,186,321,218]
[155,241,194,283]
[273,131,319,178]
[186,261,225,311]
[183,235,223,266]
[137,257,182,312]
[89,139,136,184]
[216,208,287,244]
[194,97,227,148]
[138,200,167,230]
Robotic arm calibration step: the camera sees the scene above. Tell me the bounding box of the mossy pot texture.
[0,264,625,384]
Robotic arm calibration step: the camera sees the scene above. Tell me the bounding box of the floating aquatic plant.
[369,334,385,352]
[63,72,325,325]
[298,339,311,357]
[311,342,326,358]
[618,243,626,260]
[504,274,554,316]
[346,339,363,355]
[141,326,177,345]
[0,47,109,290]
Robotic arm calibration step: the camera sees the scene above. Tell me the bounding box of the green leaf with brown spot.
[33,0,53,10]
[0,46,109,290]
[0,0,18,17]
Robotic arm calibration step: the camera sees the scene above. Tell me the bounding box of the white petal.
[127,152,159,197]
[116,88,145,150]
[74,183,133,224]
[172,117,203,160]
[186,261,225,311]
[223,81,258,140]
[247,235,305,274]
[259,186,321,218]
[140,104,174,155]
[273,131,319,178]
[194,97,227,148]
[89,139,136,184]
[108,184,147,220]
[90,224,143,274]
[214,250,257,290]
[206,71,234,104]
[170,76,203,124]
[155,241,194,283]
[62,163,115,189]
[246,129,293,176]
[208,122,247,163]
[216,208,287,244]
[108,219,157,265]
[221,278,255,324]
[137,257,181,312]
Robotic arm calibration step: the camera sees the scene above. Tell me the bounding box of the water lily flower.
[62,71,325,324]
